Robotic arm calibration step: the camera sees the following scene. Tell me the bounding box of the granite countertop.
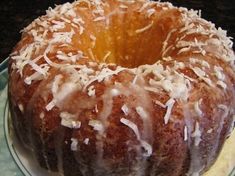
[0,0,234,63]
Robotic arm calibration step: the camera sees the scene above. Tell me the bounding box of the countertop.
[0,0,235,62]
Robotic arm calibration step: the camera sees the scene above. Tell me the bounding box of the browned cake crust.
[8,0,235,175]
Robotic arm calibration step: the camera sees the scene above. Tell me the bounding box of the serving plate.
[4,95,58,176]
[0,58,235,176]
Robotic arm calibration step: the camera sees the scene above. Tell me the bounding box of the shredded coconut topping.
[207,128,213,134]
[155,100,166,108]
[120,118,152,157]
[121,104,129,116]
[18,104,24,112]
[135,21,153,34]
[138,1,151,12]
[146,8,155,18]
[93,16,106,22]
[120,118,140,140]
[163,98,175,124]
[60,112,81,129]
[84,138,89,145]
[88,85,96,96]
[184,126,188,141]
[88,119,104,132]
[191,66,214,87]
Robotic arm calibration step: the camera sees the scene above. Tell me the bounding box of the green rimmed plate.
[0,58,235,176]
[0,60,24,176]
[4,92,58,176]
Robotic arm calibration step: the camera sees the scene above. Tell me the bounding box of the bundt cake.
[8,0,235,175]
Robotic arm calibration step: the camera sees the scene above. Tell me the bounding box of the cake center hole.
[87,18,165,68]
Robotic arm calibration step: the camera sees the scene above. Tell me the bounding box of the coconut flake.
[84,138,89,145]
[71,138,78,151]
[90,34,96,41]
[214,66,225,80]
[95,104,99,113]
[47,79,80,111]
[88,48,96,61]
[24,71,45,85]
[88,119,104,132]
[66,8,76,17]
[60,16,71,24]
[18,104,24,112]
[146,8,155,18]
[40,112,45,119]
[184,126,188,141]
[189,58,210,68]
[191,66,214,87]
[51,20,66,31]
[138,1,151,12]
[135,21,153,34]
[60,112,81,129]
[118,0,135,3]
[216,80,227,89]
[102,51,111,62]
[121,104,129,116]
[93,16,106,22]
[11,43,35,75]
[191,67,206,77]
[84,66,126,89]
[43,45,66,68]
[207,128,213,134]
[162,29,177,55]
[90,34,96,48]
[51,29,75,44]
[177,46,191,54]
[162,56,173,61]
[120,118,152,157]
[144,86,159,93]
[120,118,140,140]
[93,9,104,16]
[87,85,96,96]
[46,100,56,111]
[163,98,175,124]
[73,17,85,25]
[155,100,166,108]
[119,4,128,9]
[28,60,48,76]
